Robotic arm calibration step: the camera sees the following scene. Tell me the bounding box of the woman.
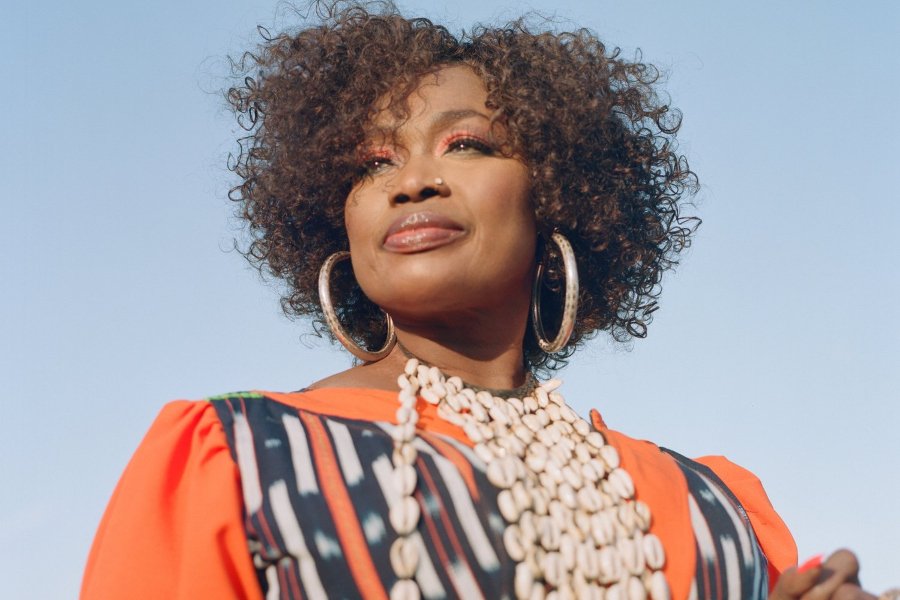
[82,2,879,599]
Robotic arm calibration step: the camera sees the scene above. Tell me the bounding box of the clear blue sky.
[2,0,898,596]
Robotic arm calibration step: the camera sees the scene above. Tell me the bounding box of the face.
[345,65,536,325]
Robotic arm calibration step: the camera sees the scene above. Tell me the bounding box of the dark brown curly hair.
[227,0,699,371]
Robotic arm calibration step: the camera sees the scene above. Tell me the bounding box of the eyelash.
[357,132,495,178]
[441,133,494,155]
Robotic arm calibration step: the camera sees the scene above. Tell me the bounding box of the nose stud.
[434,178,444,186]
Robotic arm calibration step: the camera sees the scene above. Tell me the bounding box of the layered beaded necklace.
[388,357,671,600]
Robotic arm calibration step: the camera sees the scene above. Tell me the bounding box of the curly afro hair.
[227,0,699,371]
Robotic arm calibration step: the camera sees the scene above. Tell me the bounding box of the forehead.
[370,65,490,130]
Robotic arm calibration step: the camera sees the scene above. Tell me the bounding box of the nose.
[390,160,450,204]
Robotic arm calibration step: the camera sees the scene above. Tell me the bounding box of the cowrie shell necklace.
[388,357,671,600]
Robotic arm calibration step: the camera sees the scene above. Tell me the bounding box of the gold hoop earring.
[318,251,396,362]
[532,232,579,353]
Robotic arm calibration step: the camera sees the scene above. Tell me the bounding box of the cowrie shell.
[574,442,593,463]
[498,489,521,522]
[536,388,550,407]
[531,487,550,515]
[642,533,666,570]
[586,431,605,449]
[528,582,546,600]
[617,502,637,533]
[389,496,420,536]
[547,403,562,421]
[487,457,516,489]
[597,545,623,584]
[391,421,416,443]
[514,424,534,445]
[562,465,583,489]
[515,561,534,600]
[390,537,419,579]
[390,579,420,600]
[588,458,607,480]
[573,509,592,537]
[605,582,624,600]
[504,524,526,561]
[508,397,525,415]
[541,378,562,392]
[560,405,578,423]
[590,510,616,546]
[523,396,539,412]
[459,386,476,401]
[428,366,443,386]
[392,443,417,466]
[463,421,483,443]
[518,510,537,543]
[539,515,561,550]
[444,393,464,413]
[617,536,644,575]
[526,451,547,472]
[488,405,510,425]
[599,444,620,470]
[470,402,487,422]
[536,409,551,427]
[558,482,577,509]
[634,500,652,532]
[608,468,635,500]
[512,481,532,512]
[549,391,565,406]
[430,381,447,398]
[445,375,463,392]
[420,388,440,405]
[559,533,576,570]
[556,583,576,600]
[403,359,419,376]
[475,390,493,408]
[576,540,600,578]
[577,485,603,512]
[625,575,647,600]
[392,463,417,497]
[522,413,541,432]
[474,443,494,464]
[542,551,565,586]
[573,418,591,436]
[648,570,671,600]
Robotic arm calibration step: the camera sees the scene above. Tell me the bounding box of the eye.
[356,152,395,178]
[444,135,494,156]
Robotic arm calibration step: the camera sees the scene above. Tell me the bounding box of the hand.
[771,549,877,600]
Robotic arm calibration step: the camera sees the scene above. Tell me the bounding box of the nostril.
[394,193,411,204]
[420,187,439,200]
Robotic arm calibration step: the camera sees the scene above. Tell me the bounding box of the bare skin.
[311,66,534,393]
[772,549,876,600]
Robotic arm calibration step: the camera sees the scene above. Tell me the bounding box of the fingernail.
[797,554,824,573]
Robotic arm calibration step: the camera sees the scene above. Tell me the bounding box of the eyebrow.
[366,109,491,139]
[428,109,490,131]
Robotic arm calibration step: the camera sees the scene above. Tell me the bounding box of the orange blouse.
[82,388,797,599]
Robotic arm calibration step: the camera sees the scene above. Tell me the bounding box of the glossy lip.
[383,211,466,253]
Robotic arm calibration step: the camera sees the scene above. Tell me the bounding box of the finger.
[832,583,877,600]
[804,549,862,600]
[771,564,823,599]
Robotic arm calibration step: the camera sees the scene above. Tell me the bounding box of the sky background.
[2,0,898,597]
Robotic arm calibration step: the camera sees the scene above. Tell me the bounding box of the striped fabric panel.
[212,394,515,600]
[213,394,771,599]
[663,449,769,600]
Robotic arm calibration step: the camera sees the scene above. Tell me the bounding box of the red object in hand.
[797,554,824,573]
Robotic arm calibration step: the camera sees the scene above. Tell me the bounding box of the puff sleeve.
[81,400,261,600]
[695,455,798,588]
